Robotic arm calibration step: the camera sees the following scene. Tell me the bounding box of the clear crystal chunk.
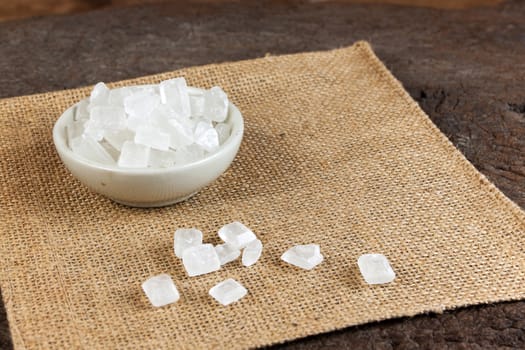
[70,136,115,165]
[159,77,191,119]
[242,239,263,267]
[174,228,203,258]
[182,244,221,277]
[124,89,160,119]
[104,129,134,151]
[74,99,89,121]
[357,254,396,285]
[117,141,150,168]
[67,120,85,146]
[89,106,127,132]
[189,94,204,117]
[215,243,241,265]
[134,125,171,151]
[141,274,180,307]
[82,119,105,141]
[108,87,133,106]
[215,122,231,145]
[203,86,229,122]
[218,222,257,249]
[281,244,323,270]
[194,121,219,152]
[89,82,110,108]
[209,278,247,306]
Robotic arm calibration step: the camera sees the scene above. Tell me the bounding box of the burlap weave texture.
[1,41,524,349]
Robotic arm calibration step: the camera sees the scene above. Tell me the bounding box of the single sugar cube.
[89,82,110,108]
[141,274,180,307]
[174,228,203,258]
[215,122,231,145]
[118,141,150,168]
[167,119,194,149]
[108,87,133,106]
[104,129,134,151]
[215,243,241,265]
[209,278,247,306]
[242,239,263,267]
[134,125,171,151]
[182,244,221,277]
[281,244,323,270]
[124,89,160,119]
[89,106,127,132]
[357,254,396,285]
[189,93,204,117]
[149,107,194,149]
[194,121,219,152]
[82,119,105,141]
[159,77,191,119]
[149,149,178,168]
[70,136,115,165]
[218,222,257,249]
[203,86,229,122]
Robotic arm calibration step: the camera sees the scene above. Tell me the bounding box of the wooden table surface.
[1,0,524,348]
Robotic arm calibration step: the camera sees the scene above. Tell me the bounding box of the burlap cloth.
[1,41,524,349]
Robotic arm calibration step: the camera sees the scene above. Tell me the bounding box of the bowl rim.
[52,85,244,175]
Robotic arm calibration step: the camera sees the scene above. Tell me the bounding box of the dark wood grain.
[0,0,504,22]
[1,1,524,348]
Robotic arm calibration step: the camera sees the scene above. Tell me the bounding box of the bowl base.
[110,191,199,208]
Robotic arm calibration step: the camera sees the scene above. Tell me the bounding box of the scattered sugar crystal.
[174,228,203,258]
[174,144,206,164]
[209,278,247,306]
[194,121,219,152]
[203,86,229,122]
[89,82,110,108]
[149,149,178,168]
[117,141,150,168]
[215,122,231,144]
[141,274,180,307]
[70,136,115,165]
[281,244,323,270]
[134,125,171,151]
[242,239,263,267]
[189,94,204,117]
[182,244,221,277]
[124,89,160,119]
[159,78,191,119]
[218,222,257,249]
[215,243,241,265]
[357,254,396,285]
[104,129,134,151]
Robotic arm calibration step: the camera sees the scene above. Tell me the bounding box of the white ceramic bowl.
[53,86,244,207]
